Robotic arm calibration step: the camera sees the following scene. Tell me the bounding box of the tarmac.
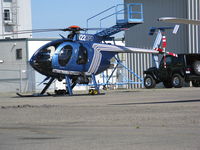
[0,88,199,150]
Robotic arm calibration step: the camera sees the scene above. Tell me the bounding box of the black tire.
[193,61,200,75]
[172,74,184,88]
[144,75,156,89]
[192,81,200,87]
[163,81,173,88]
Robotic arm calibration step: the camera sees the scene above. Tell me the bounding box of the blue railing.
[86,6,116,29]
[127,3,144,23]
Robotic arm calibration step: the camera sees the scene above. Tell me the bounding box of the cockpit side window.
[76,45,88,64]
[58,45,73,66]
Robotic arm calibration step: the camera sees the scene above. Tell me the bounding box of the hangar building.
[124,0,200,88]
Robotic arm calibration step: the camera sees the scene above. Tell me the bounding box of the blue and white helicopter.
[27,24,159,96]
[13,3,177,96]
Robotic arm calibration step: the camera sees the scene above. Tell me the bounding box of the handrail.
[99,8,124,29]
[115,4,125,21]
[99,12,116,29]
[86,6,116,29]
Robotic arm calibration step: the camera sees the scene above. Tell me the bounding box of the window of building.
[4,9,11,21]
[16,49,22,60]
[5,25,13,32]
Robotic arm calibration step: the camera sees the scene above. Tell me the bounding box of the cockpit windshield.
[58,45,73,66]
[36,45,56,61]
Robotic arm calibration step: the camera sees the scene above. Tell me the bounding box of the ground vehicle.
[144,54,200,88]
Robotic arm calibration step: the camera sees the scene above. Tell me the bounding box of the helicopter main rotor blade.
[158,17,200,25]
[0,27,108,36]
[0,28,65,36]
[82,28,107,31]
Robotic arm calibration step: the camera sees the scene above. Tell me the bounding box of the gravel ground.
[0,88,199,150]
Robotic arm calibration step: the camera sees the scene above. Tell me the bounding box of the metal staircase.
[87,3,144,38]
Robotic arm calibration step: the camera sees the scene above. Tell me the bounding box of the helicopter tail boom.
[92,43,159,54]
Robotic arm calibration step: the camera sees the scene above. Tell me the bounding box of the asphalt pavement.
[0,88,199,150]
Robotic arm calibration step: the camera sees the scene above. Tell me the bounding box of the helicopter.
[2,4,178,97]
[19,23,180,97]
[22,25,160,96]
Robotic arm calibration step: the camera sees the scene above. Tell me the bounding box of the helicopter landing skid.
[16,92,52,97]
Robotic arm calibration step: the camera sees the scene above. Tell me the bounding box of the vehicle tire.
[192,81,200,87]
[144,75,156,89]
[172,74,184,88]
[163,81,173,88]
[193,61,200,75]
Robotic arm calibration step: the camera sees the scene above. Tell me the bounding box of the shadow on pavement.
[110,99,200,105]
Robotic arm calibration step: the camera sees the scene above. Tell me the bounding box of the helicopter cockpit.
[55,42,88,68]
[30,39,89,79]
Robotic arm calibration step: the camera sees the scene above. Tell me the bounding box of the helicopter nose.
[30,50,53,76]
[30,56,39,71]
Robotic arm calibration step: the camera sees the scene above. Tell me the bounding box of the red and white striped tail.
[154,35,178,57]
[154,48,178,57]
[167,52,178,57]
[154,48,163,53]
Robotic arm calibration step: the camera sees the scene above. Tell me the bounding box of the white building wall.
[17,0,32,38]
[0,0,32,39]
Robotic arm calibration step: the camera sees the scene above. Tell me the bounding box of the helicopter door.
[58,45,73,66]
[76,45,88,65]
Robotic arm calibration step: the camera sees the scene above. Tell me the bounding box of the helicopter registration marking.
[79,34,94,41]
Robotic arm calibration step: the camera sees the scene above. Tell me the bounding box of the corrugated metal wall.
[188,0,200,53]
[126,53,152,88]
[125,0,188,53]
[124,0,199,88]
